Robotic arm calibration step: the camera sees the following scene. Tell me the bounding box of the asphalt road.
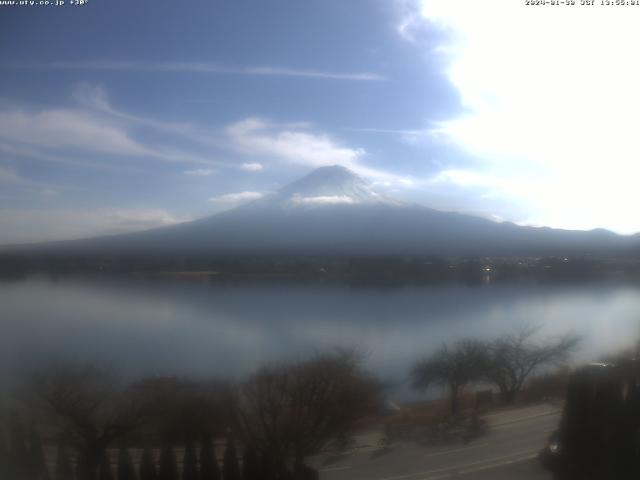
[315,404,561,480]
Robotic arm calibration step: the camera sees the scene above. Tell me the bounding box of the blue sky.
[1,0,640,243]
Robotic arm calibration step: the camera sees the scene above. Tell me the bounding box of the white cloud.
[226,118,366,168]
[40,188,58,197]
[241,66,384,81]
[240,162,264,172]
[430,169,501,190]
[0,109,150,156]
[350,127,431,144]
[0,166,27,185]
[395,0,431,42]
[0,208,186,245]
[291,194,354,205]
[6,61,385,81]
[225,118,412,185]
[100,209,184,232]
[72,83,112,111]
[73,86,414,187]
[73,83,225,150]
[0,141,146,173]
[0,165,68,192]
[208,191,264,204]
[36,86,408,184]
[0,102,220,167]
[409,0,640,233]
[184,168,215,176]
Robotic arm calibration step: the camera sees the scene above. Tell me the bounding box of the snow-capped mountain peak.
[10,164,635,258]
[271,165,398,207]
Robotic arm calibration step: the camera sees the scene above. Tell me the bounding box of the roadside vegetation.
[0,329,581,479]
[412,327,580,415]
[380,327,580,446]
[0,351,378,480]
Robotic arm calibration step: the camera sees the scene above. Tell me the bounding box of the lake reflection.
[1,275,640,397]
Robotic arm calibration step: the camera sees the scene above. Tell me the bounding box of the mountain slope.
[5,165,639,257]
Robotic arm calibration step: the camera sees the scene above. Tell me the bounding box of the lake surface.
[2,275,640,398]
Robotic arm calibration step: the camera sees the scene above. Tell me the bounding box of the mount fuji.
[5,165,639,257]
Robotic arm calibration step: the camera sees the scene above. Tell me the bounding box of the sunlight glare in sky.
[421,0,640,233]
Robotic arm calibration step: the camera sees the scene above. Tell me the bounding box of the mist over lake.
[2,275,639,398]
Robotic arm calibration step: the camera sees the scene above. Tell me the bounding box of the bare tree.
[222,437,240,480]
[27,422,49,480]
[0,430,8,480]
[139,446,157,480]
[117,447,135,480]
[182,440,198,480]
[485,327,580,404]
[31,364,151,480]
[54,445,73,480]
[199,435,220,480]
[234,351,379,478]
[158,443,178,480]
[412,339,488,416]
[129,376,230,443]
[98,452,113,480]
[8,412,29,479]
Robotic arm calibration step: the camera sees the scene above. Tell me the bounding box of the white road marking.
[424,443,489,458]
[458,453,538,475]
[377,448,540,480]
[320,465,352,472]
[490,410,560,429]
